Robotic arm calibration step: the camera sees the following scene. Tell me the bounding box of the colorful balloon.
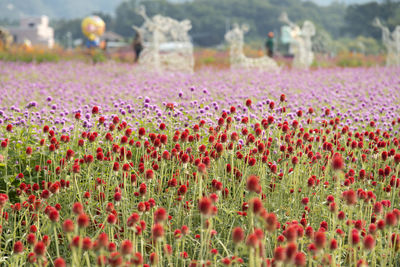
[81,16,105,41]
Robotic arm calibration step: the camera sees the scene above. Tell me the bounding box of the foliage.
[90,50,107,64]
[2,0,400,49]
[111,0,348,46]
[51,19,84,48]
[342,1,400,39]
[0,46,60,63]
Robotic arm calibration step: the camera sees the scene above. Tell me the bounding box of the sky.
[0,0,380,20]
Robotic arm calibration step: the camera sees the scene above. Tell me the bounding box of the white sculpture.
[373,18,400,67]
[224,24,279,72]
[279,12,315,69]
[132,5,194,72]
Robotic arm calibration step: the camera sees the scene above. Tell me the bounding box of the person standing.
[265,32,274,58]
[133,32,143,63]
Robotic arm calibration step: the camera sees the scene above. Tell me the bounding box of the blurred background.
[0,0,399,68]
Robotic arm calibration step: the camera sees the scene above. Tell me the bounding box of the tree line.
[48,0,400,49]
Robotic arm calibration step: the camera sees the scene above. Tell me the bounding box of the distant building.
[8,16,54,48]
[101,31,124,43]
[100,31,126,51]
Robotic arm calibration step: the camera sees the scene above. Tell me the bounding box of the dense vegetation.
[1,0,400,50]
[44,0,400,52]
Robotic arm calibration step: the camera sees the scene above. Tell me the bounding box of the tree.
[342,1,400,38]
[52,19,83,46]
[112,0,347,46]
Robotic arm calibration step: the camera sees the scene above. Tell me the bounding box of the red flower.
[121,136,128,144]
[49,209,59,222]
[107,214,117,224]
[181,225,189,235]
[113,162,120,172]
[351,230,360,245]
[330,238,338,250]
[245,99,252,107]
[82,237,92,251]
[198,163,207,174]
[13,241,24,254]
[385,212,398,227]
[249,197,263,214]
[246,175,260,193]
[92,106,99,114]
[113,192,122,202]
[109,252,123,267]
[112,116,119,124]
[343,190,357,205]
[178,185,187,195]
[145,169,154,180]
[120,240,133,255]
[0,194,8,208]
[138,127,146,137]
[294,252,306,266]
[26,147,32,155]
[332,153,344,170]
[152,223,164,240]
[27,252,36,263]
[374,202,383,214]
[41,189,50,199]
[66,149,75,160]
[97,233,109,248]
[27,233,36,245]
[363,234,375,250]
[198,197,212,215]
[296,110,303,117]
[63,219,74,233]
[221,258,231,265]
[265,212,278,232]
[286,242,297,260]
[146,252,157,265]
[245,233,259,248]
[314,231,326,249]
[232,227,244,244]
[132,252,143,265]
[72,164,80,173]
[164,244,172,255]
[71,236,81,248]
[394,154,400,164]
[33,241,46,256]
[54,258,66,267]
[1,140,7,148]
[274,246,286,262]
[72,202,84,215]
[77,213,90,228]
[154,207,167,223]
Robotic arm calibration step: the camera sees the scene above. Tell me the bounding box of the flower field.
[1,62,400,266]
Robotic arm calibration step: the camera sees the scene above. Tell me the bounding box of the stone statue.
[373,18,400,67]
[279,12,315,69]
[224,24,280,72]
[132,5,194,72]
